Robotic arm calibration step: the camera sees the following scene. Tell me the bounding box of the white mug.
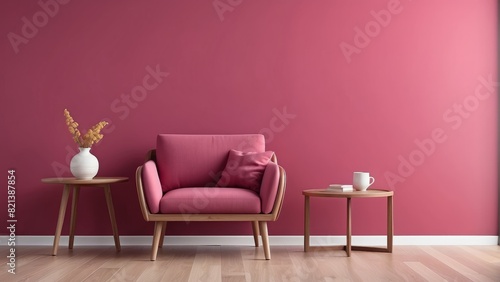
[353,172,375,191]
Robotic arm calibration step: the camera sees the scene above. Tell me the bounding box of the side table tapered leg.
[346,197,352,257]
[69,186,80,249]
[53,185,71,256]
[104,185,121,252]
[304,196,310,252]
[388,195,393,253]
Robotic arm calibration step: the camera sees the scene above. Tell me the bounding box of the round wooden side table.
[41,177,128,255]
[303,189,394,257]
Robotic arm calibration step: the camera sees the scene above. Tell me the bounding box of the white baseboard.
[2,235,498,246]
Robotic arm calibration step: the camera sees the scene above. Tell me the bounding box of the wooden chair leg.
[159,222,167,248]
[259,221,271,260]
[151,221,164,261]
[251,221,260,247]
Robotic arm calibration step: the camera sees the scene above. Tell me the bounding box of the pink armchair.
[135,134,286,260]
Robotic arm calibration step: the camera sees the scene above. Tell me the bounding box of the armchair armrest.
[260,162,280,214]
[138,160,163,215]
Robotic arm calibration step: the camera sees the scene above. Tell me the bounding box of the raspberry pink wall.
[0,0,497,237]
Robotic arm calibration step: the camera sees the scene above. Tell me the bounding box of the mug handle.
[369,177,375,186]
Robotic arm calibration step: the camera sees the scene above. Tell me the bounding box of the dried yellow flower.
[64,109,108,148]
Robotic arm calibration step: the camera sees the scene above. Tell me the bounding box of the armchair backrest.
[156,134,266,192]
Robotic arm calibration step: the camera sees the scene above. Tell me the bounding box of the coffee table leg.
[387,195,393,253]
[53,185,71,256]
[346,198,352,257]
[304,196,310,252]
[69,185,80,249]
[104,185,121,252]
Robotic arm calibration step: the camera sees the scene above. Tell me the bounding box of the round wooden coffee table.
[303,189,393,257]
[42,177,128,255]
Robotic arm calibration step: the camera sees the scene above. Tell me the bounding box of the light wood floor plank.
[405,261,447,282]
[268,246,299,281]
[188,246,222,282]
[83,268,120,282]
[423,247,494,282]
[9,246,42,269]
[0,245,499,281]
[136,260,170,282]
[421,246,495,282]
[157,246,197,282]
[459,246,500,264]
[348,251,406,281]
[36,249,104,282]
[408,247,470,281]
[220,246,246,282]
[1,247,97,281]
[442,246,500,281]
[109,260,152,281]
[54,247,117,282]
[288,246,328,281]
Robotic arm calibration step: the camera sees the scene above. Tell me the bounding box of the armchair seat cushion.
[160,187,261,214]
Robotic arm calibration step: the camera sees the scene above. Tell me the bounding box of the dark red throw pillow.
[216,149,274,192]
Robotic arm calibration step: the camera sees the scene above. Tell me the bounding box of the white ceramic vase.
[70,147,99,180]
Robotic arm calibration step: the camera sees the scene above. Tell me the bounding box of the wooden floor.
[1,245,499,281]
